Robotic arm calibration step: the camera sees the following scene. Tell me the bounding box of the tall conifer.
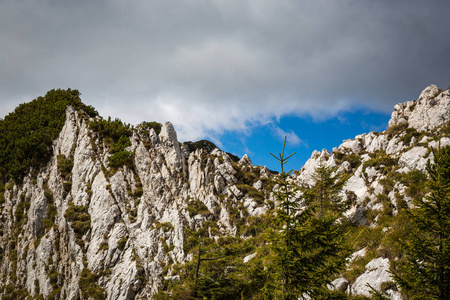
[265,138,351,299]
[393,145,450,299]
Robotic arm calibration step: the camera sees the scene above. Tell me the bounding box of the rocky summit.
[0,85,449,299]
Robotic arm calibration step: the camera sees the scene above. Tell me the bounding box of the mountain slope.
[0,85,449,299]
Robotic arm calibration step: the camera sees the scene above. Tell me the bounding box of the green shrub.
[99,241,109,250]
[380,281,397,292]
[334,152,361,169]
[186,199,210,218]
[108,150,134,168]
[184,140,218,154]
[63,181,72,193]
[0,183,5,205]
[89,117,131,142]
[140,121,162,135]
[441,121,450,136]
[89,117,135,169]
[133,182,143,198]
[78,268,106,300]
[57,154,73,180]
[43,203,57,231]
[400,128,424,145]
[14,198,29,224]
[64,202,91,245]
[236,184,265,203]
[1,285,30,300]
[156,222,174,232]
[363,150,398,173]
[399,169,427,198]
[232,163,259,185]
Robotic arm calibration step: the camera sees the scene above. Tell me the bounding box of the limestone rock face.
[350,258,401,298]
[389,84,450,132]
[0,107,269,299]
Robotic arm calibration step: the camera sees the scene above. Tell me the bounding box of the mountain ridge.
[0,84,449,299]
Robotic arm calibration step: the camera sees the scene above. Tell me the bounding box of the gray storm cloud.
[1,0,449,141]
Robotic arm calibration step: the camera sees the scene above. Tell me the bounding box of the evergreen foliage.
[78,268,106,300]
[263,138,352,299]
[0,89,97,182]
[155,229,255,299]
[362,150,398,174]
[89,117,134,168]
[140,121,163,135]
[57,154,74,180]
[392,145,450,299]
[306,162,349,217]
[64,202,91,248]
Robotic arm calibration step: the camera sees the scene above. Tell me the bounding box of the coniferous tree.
[307,162,349,217]
[393,145,450,299]
[264,138,351,299]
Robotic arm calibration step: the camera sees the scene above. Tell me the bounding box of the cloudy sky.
[1,0,449,170]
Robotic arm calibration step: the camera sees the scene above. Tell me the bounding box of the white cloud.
[1,0,449,142]
[272,126,303,147]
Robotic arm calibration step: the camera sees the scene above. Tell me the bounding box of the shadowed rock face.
[0,85,449,299]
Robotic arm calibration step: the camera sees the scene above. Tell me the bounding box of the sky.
[1,0,449,171]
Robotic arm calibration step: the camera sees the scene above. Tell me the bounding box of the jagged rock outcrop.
[0,107,272,299]
[293,85,450,297]
[389,84,450,132]
[0,84,449,299]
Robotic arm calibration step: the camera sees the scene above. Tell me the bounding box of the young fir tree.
[264,138,351,300]
[393,145,450,299]
[307,162,349,217]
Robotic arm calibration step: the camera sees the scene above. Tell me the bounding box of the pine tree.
[307,162,349,217]
[393,145,450,299]
[264,138,351,299]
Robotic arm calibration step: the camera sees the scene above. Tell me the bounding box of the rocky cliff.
[294,84,450,298]
[0,85,449,299]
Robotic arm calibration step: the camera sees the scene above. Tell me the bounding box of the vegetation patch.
[78,268,106,300]
[57,154,73,180]
[387,122,408,138]
[89,117,134,169]
[0,89,97,182]
[43,203,57,232]
[236,184,264,203]
[398,169,428,198]
[186,199,211,218]
[155,222,174,232]
[140,121,162,135]
[64,202,91,247]
[362,150,398,174]
[117,236,128,251]
[400,128,425,145]
[1,285,30,300]
[334,151,361,169]
[232,163,259,186]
